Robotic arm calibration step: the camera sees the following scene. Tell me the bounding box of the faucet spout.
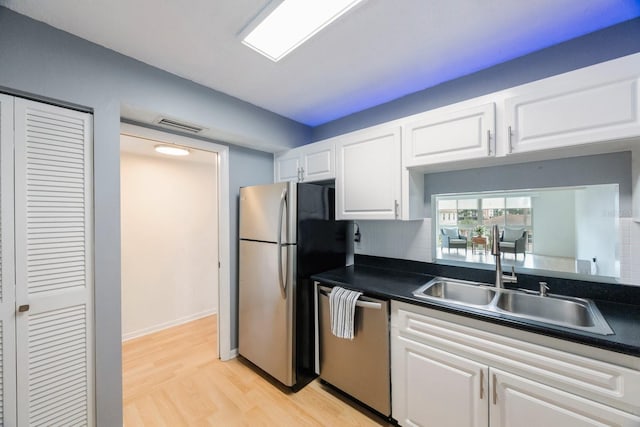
[491,224,500,256]
[491,224,517,288]
[491,225,504,288]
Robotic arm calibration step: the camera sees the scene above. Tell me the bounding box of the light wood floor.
[123,315,392,426]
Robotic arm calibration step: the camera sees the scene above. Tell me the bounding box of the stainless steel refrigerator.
[238,181,348,389]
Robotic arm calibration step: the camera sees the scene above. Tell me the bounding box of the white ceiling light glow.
[154,145,190,156]
[242,0,365,62]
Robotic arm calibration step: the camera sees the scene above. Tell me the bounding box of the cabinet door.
[392,335,489,427]
[505,76,640,154]
[403,103,495,167]
[274,151,301,182]
[336,126,401,220]
[301,141,334,182]
[0,94,17,427]
[14,99,94,426]
[490,368,640,427]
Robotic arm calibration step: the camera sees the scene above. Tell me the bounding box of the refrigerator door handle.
[277,187,288,295]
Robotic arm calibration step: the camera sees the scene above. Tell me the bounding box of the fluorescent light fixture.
[154,145,190,156]
[242,0,365,61]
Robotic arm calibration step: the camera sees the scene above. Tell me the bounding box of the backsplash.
[354,219,433,263]
[355,217,640,286]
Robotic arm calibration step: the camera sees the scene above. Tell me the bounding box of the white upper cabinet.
[505,54,640,154]
[274,139,335,183]
[403,102,496,167]
[274,151,301,182]
[336,126,401,220]
[301,140,334,182]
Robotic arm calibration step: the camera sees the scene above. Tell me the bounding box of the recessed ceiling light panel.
[242,0,365,62]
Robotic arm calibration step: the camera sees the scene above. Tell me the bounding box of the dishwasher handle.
[318,287,383,310]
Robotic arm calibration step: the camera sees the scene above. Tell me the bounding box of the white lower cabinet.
[395,336,488,427]
[492,368,640,427]
[391,301,640,427]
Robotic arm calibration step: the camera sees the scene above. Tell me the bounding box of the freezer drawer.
[318,285,391,416]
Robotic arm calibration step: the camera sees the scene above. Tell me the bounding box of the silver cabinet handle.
[480,369,485,399]
[318,288,383,310]
[394,199,399,219]
[487,130,491,156]
[18,304,30,313]
[277,188,288,295]
[493,373,498,405]
[507,126,513,154]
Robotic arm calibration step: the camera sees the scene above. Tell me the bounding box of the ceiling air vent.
[156,117,205,133]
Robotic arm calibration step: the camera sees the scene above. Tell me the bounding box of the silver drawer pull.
[354,300,382,310]
[318,288,383,310]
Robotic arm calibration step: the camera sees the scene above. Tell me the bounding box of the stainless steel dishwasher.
[317,284,391,417]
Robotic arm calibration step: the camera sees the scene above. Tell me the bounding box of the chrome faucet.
[539,282,549,297]
[491,225,517,288]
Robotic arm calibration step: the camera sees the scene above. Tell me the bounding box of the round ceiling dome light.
[154,144,190,156]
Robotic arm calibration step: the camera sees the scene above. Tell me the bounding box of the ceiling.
[2,0,639,127]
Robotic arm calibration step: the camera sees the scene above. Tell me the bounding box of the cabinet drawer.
[392,302,640,415]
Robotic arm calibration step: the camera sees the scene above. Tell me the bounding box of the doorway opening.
[118,123,232,359]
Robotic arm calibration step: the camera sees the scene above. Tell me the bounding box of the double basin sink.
[413,277,614,335]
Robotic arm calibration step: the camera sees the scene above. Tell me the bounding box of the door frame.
[119,123,233,360]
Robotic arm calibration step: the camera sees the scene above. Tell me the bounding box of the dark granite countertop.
[312,262,640,357]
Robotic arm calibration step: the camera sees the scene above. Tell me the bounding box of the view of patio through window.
[437,195,532,252]
[433,184,620,280]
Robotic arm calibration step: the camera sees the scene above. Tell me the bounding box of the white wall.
[121,140,218,340]
[354,219,432,262]
[532,190,576,258]
[575,185,619,278]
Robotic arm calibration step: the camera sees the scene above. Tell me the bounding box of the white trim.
[228,348,239,359]
[119,123,233,361]
[121,309,217,342]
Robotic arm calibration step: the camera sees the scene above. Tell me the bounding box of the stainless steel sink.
[413,278,496,306]
[494,292,613,334]
[412,277,614,335]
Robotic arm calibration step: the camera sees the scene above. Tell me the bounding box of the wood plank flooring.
[123,316,392,426]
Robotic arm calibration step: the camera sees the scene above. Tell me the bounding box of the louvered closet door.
[14,99,94,427]
[0,94,17,427]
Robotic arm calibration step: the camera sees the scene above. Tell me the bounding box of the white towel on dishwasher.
[329,286,363,340]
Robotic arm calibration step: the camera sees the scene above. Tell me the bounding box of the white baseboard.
[122,308,217,342]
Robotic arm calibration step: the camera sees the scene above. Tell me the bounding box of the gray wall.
[312,18,640,141]
[0,8,301,425]
[423,152,632,217]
